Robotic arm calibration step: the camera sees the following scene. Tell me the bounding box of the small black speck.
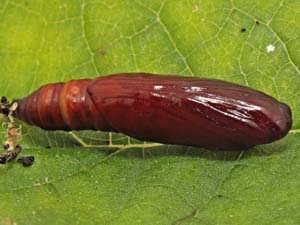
[256,21,260,25]
[240,28,247,33]
[0,156,7,164]
[45,146,51,149]
[218,194,222,198]
[1,108,9,116]
[1,96,7,104]
[18,156,35,167]
[15,144,22,151]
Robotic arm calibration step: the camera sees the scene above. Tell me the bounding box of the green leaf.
[0,1,299,224]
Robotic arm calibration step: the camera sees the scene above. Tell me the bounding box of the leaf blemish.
[192,4,199,12]
[266,44,275,53]
[97,48,107,56]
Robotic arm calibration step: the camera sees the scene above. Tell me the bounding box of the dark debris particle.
[0,156,7,164]
[1,108,9,116]
[240,28,247,33]
[15,144,22,151]
[18,156,35,167]
[218,194,222,198]
[1,96,7,104]
[256,20,260,25]
[0,96,10,116]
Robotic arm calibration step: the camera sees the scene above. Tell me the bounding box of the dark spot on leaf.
[1,108,9,116]
[1,96,7,104]
[240,28,247,33]
[97,48,107,57]
[0,156,7,164]
[18,156,35,167]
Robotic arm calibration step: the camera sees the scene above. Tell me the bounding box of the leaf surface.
[0,1,299,224]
